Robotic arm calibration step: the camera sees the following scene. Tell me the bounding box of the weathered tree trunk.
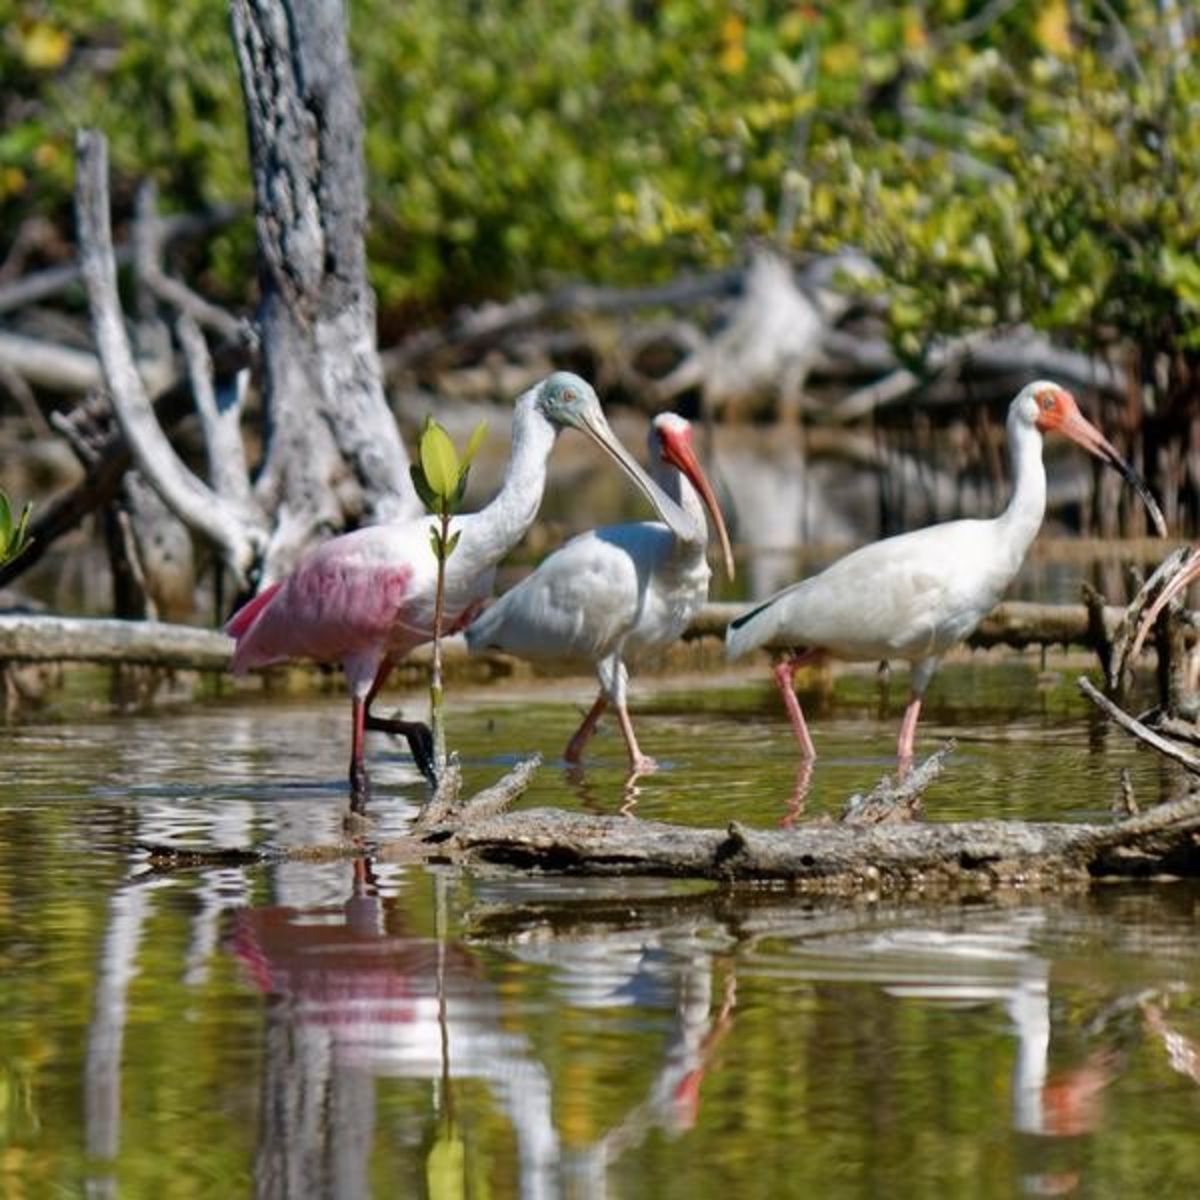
[229,0,421,583]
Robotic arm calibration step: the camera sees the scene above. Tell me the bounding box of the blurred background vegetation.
[2,0,1195,357]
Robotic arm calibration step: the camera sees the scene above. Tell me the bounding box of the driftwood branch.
[0,329,172,396]
[177,315,255,511]
[380,269,742,375]
[1108,546,1193,688]
[414,754,542,833]
[1078,676,1200,775]
[0,204,240,317]
[74,129,263,585]
[840,743,953,824]
[0,339,254,590]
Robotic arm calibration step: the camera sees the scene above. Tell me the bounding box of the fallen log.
[4,599,1195,673]
[139,751,1200,892]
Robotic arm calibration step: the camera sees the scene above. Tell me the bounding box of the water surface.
[3,664,1199,1197]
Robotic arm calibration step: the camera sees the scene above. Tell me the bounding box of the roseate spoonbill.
[466,412,735,771]
[726,381,1164,762]
[227,373,694,795]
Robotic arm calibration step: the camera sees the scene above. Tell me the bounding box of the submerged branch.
[1077,676,1200,775]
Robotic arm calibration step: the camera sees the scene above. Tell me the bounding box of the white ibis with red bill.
[726,381,1165,761]
[467,413,735,771]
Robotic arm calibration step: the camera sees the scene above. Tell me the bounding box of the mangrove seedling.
[0,490,33,567]
[410,416,488,777]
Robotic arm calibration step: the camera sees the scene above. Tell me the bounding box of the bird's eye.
[563,389,576,403]
[1041,393,1056,410]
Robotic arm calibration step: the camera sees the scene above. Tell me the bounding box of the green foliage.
[1,0,1196,370]
[410,417,488,547]
[0,490,33,566]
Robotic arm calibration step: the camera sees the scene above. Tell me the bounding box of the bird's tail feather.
[463,602,500,652]
[724,595,782,660]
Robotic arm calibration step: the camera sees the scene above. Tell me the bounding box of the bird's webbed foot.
[366,709,437,785]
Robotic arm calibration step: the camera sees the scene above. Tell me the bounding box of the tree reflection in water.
[77,800,1200,1199]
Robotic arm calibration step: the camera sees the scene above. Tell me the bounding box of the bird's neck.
[996,415,1047,563]
[658,463,708,556]
[460,401,556,566]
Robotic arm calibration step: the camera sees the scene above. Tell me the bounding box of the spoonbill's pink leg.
[565,693,608,763]
[362,658,436,783]
[772,652,820,759]
[896,694,922,762]
[615,702,657,773]
[349,696,370,798]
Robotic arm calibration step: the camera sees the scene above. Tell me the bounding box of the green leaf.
[451,469,470,512]
[13,502,31,556]
[410,463,441,511]
[460,420,488,470]
[426,1130,466,1200]
[0,491,11,552]
[419,419,460,500]
[429,528,444,561]
[444,529,461,558]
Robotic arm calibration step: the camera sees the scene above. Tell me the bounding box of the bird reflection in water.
[226,859,738,1197]
[560,761,655,816]
[780,758,814,827]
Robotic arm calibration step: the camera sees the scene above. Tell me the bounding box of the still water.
[3,662,1200,1198]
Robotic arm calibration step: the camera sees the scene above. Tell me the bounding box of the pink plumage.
[228,531,417,675]
[222,371,693,799]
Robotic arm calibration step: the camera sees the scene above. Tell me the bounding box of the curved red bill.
[1038,392,1167,538]
[657,423,736,581]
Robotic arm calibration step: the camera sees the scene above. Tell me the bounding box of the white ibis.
[726,381,1164,761]
[466,412,735,771]
[226,373,695,795]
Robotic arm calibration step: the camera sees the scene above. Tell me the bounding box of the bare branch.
[0,339,253,590]
[0,329,171,395]
[177,315,255,511]
[74,129,262,585]
[0,203,240,317]
[1078,676,1200,774]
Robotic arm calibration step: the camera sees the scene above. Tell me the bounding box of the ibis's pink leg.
[896,694,922,762]
[565,693,608,763]
[772,653,819,759]
[362,657,436,782]
[615,703,657,774]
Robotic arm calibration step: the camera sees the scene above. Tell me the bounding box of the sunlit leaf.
[460,420,488,471]
[410,464,441,512]
[426,1130,466,1200]
[13,501,32,556]
[0,491,12,551]
[419,419,460,500]
[444,529,461,558]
